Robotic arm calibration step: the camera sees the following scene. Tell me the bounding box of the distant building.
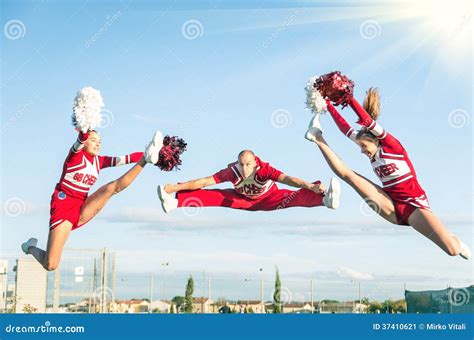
[14,259,47,313]
[224,300,266,314]
[108,299,150,313]
[319,301,367,314]
[150,300,171,313]
[192,297,213,313]
[282,302,313,314]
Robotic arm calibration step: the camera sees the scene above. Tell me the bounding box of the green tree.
[393,299,407,313]
[382,299,395,313]
[172,296,184,312]
[184,276,194,313]
[273,269,282,314]
[169,302,175,314]
[368,301,383,314]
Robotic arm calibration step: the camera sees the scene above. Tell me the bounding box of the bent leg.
[28,220,73,271]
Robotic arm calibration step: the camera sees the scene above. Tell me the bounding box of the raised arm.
[64,131,89,163]
[326,100,358,143]
[71,131,89,153]
[348,97,406,152]
[99,152,144,169]
[348,97,387,139]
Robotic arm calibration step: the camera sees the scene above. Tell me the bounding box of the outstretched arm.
[326,100,358,143]
[277,174,324,193]
[99,152,144,169]
[165,176,216,194]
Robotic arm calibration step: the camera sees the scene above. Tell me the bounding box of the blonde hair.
[363,87,380,121]
[355,88,381,145]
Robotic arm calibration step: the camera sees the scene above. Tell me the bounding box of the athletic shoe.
[157,185,178,213]
[21,238,38,255]
[458,239,471,260]
[305,113,323,142]
[144,131,163,164]
[323,177,341,209]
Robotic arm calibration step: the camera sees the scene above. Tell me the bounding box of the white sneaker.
[21,238,38,255]
[323,177,341,209]
[157,185,178,213]
[305,113,323,142]
[144,131,164,164]
[458,239,471,260]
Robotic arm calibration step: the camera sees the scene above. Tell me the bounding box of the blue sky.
[1,0,472,301]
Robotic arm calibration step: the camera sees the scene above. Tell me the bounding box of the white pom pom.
[305,77,327,114]
[72,87,104,133]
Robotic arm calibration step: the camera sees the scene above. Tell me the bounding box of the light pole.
[162,262,169,303]
[244,278,251,308]
[350,280,361,313]
[149,275,154,313]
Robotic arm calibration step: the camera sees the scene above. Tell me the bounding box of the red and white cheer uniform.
[176,156,324,211]
[49,131,143,231]
[327,98,430,225]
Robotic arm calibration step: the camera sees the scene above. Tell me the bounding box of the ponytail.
[363,87,380,121]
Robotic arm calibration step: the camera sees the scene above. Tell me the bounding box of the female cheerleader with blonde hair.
[304,72,470,259]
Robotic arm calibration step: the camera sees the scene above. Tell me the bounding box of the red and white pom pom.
[305,76,327,114]
[156,136,187,171]
[71,87,104,133]
[315,71,354,107]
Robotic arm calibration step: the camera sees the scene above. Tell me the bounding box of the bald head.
[237,150,257,179]
[238,149,255,160]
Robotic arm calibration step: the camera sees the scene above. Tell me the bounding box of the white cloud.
[337,266,374,281]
